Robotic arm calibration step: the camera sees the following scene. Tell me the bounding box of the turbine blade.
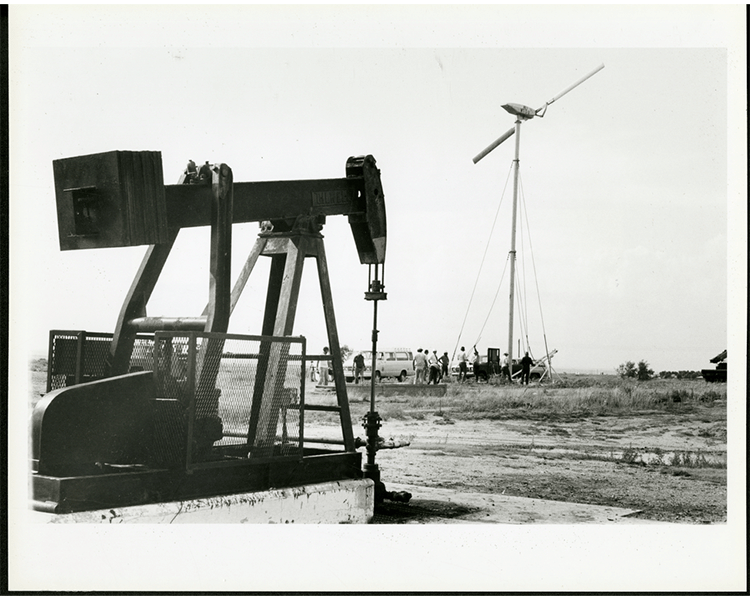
[542,63,604,109]
[472,126,516,164]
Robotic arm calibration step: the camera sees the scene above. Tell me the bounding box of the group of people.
[314,347,368,385]
[455,346,537,384]
[412,349,450,384]
[311,344,537,387]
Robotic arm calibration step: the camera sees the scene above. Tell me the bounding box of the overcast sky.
[9,5,744,375]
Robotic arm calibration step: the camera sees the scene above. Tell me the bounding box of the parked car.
[344,348,415,383]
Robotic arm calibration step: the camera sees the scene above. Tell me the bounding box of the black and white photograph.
[6,3,746,593]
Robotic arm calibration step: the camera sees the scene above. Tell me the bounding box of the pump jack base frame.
[32,451,362,514]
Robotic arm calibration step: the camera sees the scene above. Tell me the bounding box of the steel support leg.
[109,231,179,376]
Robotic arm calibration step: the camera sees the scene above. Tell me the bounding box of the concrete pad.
[31,479,374,524]
[374,484,661,524]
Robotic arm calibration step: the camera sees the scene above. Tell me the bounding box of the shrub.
[637,360,654,381]
[617,361,637,379]
[659,370,702,380]
[617,359,654,381]
[698,390,720,403]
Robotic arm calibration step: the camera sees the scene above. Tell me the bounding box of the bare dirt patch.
[339,381,727,524]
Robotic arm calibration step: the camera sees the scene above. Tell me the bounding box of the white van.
[344,348,415,383]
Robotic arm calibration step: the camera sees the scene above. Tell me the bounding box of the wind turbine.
[472,63,604,374]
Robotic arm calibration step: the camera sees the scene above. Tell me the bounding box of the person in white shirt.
[471,346,480,382]
[428,350,440,384]
[501,352,512,383]
[456,346,469,382]
[317,346,331,386]
[413,348,427,384]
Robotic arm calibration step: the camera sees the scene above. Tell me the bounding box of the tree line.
[616,359,701,380]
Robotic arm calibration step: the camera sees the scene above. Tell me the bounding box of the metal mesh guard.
[155,331,306,465]
[47,331,156,391]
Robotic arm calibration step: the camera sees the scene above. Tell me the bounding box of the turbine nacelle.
[473,63,604,164]
[502,103,537,120]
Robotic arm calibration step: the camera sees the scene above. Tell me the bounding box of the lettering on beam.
[311,190,349,207]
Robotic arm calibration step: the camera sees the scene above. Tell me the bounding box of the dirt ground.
[28,369,727,524]
[338,389,727,524]
[310,380,727,523]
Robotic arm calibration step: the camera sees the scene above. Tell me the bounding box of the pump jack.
[32,150,394,514]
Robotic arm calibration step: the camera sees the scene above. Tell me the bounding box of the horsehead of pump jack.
[472,63,605,369]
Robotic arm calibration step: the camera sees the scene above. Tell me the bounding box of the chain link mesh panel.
[47,331,161,391]
[81,332,112,379]
[152,335,190,399]
[47,331,80,391]
[155,332,306,466]
[149,335,191,468]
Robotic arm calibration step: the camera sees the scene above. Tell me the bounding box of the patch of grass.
[379,406,408,420]
[645,447,666,466]
[668,468,692,477]
[697,390,721,403]
[671,450,716,468]
[613,446,725,469]
[621,446,640,464]
[696,426,719,439]
[377,377,726,422]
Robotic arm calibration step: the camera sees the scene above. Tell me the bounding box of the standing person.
[198,160,213,184]
[471,346,480,382]
[520,351,535,385]
[428,350,440,384]
[413,348,426,384]
[440,352,450,381]
[309,362,318,382]
[423,350,430,383]
[501,352,512,383]
[456,346,469,382]
[318,346,331,386]
[353,351,366,384]
[185,159,197,184]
